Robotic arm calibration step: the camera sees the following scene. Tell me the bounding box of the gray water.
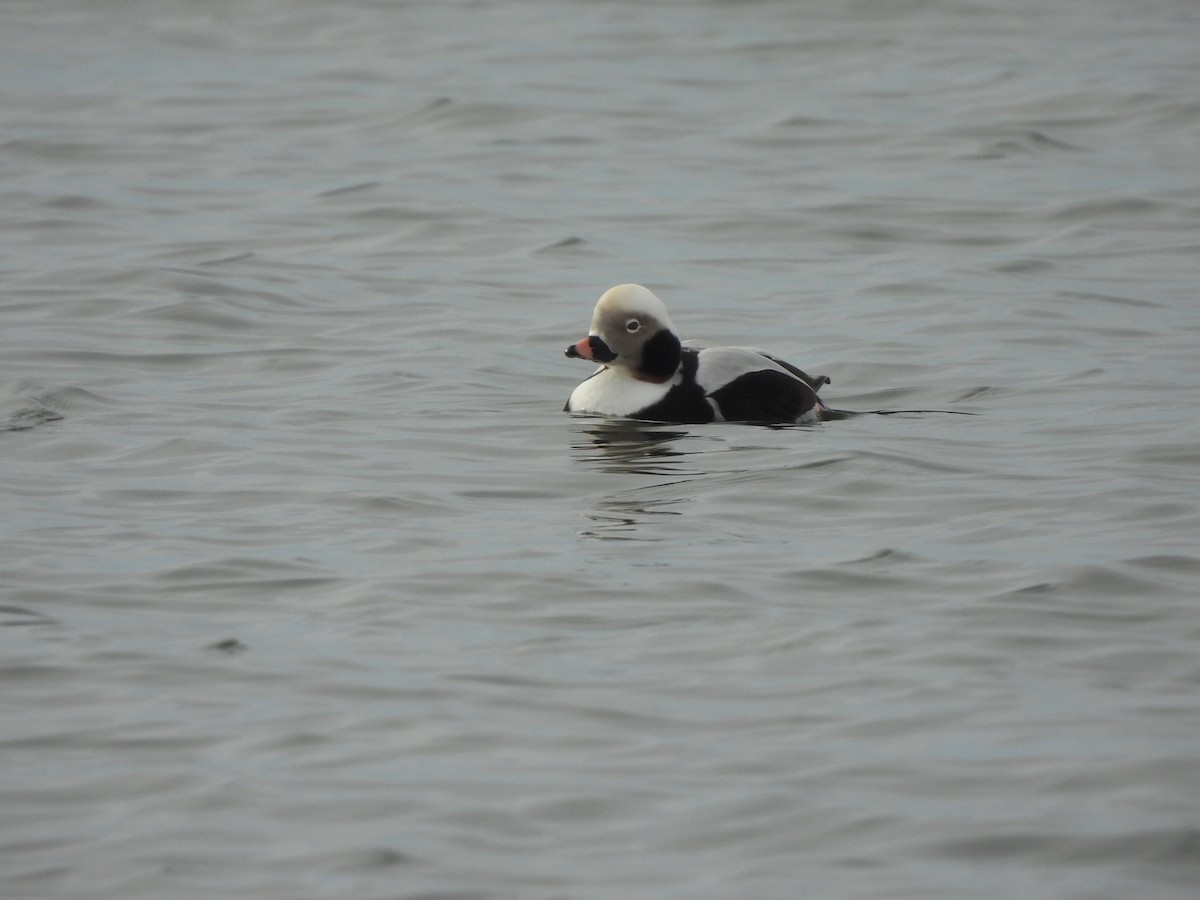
[3,1,1200,897]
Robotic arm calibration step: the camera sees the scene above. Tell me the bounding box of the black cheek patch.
[629,348,713,424]
[639,329,682,380]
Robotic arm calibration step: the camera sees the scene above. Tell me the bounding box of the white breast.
[567,367,677,417]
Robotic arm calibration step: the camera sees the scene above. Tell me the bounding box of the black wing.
[757,353,829,392]
[706,369,822,423]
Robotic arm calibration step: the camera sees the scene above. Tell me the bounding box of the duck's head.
[564,284,682,382]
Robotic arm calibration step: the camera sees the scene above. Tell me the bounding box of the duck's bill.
[564,335,616,363]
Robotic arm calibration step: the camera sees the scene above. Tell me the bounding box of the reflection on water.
[569,417,839,540]
[2,403,63,433]
[570,418,705,475]
[578,494,687,541]
[569,420,704,539]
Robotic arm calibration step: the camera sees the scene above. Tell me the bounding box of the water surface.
[3,1,1200,897]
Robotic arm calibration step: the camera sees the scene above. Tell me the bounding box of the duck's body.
[564,284,829,425]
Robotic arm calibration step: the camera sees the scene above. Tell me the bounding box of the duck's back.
[694,346,825,423]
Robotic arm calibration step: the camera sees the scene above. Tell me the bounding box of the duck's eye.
[625,319,641,333]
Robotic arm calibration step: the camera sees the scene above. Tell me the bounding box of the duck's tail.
[821,407,977,419]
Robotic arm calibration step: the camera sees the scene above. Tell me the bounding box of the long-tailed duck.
[564,284,829,424]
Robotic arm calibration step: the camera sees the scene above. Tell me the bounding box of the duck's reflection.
[569,418,706,476]
[569,419,712,539]
[578,494,687,540]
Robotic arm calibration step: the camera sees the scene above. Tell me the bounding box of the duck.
[564,284,830,424]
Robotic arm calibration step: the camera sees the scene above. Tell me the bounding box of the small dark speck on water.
[208,638,248,654]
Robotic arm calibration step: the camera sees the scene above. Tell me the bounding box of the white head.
[564,284,682,381]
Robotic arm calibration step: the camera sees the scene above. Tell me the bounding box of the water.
[3,0,1199,897]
